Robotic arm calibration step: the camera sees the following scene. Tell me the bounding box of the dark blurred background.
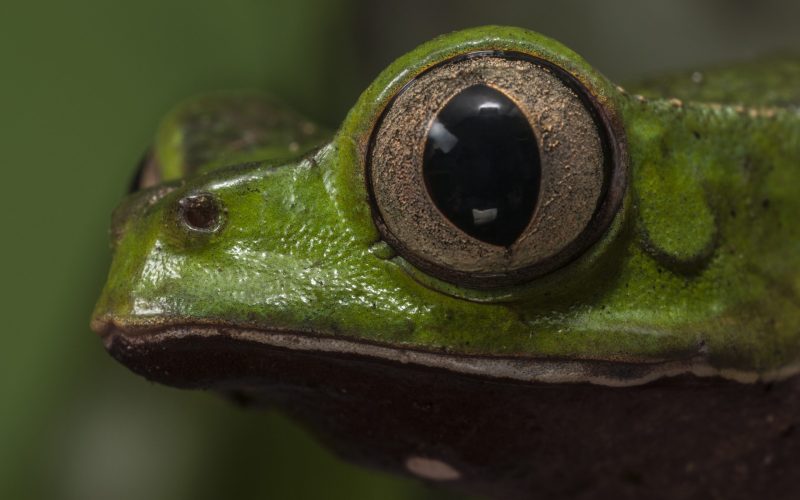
[2,1,799,499]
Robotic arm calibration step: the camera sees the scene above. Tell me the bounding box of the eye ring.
[365,51,627,289]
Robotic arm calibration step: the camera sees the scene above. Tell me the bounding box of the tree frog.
[92,27,800,499]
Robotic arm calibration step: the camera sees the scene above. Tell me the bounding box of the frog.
[91,26,800,500]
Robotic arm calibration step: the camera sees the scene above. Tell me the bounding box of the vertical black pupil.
[423,84,540,247]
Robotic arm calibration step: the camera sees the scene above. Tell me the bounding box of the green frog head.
[91,26,800,387]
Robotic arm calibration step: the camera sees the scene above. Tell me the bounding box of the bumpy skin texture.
[92,27,800,498]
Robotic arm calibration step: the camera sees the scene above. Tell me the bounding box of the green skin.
[92,26,800,386]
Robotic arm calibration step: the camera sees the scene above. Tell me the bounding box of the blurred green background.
[2,1,799,499]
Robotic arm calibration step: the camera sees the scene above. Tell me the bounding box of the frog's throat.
[92,319,798,388]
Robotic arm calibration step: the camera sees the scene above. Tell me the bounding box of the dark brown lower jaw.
[98,323,800,500]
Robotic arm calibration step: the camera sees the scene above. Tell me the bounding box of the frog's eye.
[366,52,625,288]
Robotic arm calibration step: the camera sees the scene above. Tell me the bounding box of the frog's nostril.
[178,192,224,232]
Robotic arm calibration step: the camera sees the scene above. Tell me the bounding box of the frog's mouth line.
[92,318,795,388]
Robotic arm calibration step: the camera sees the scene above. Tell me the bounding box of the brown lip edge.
[91,315,673,366]
[88,317,786,388]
